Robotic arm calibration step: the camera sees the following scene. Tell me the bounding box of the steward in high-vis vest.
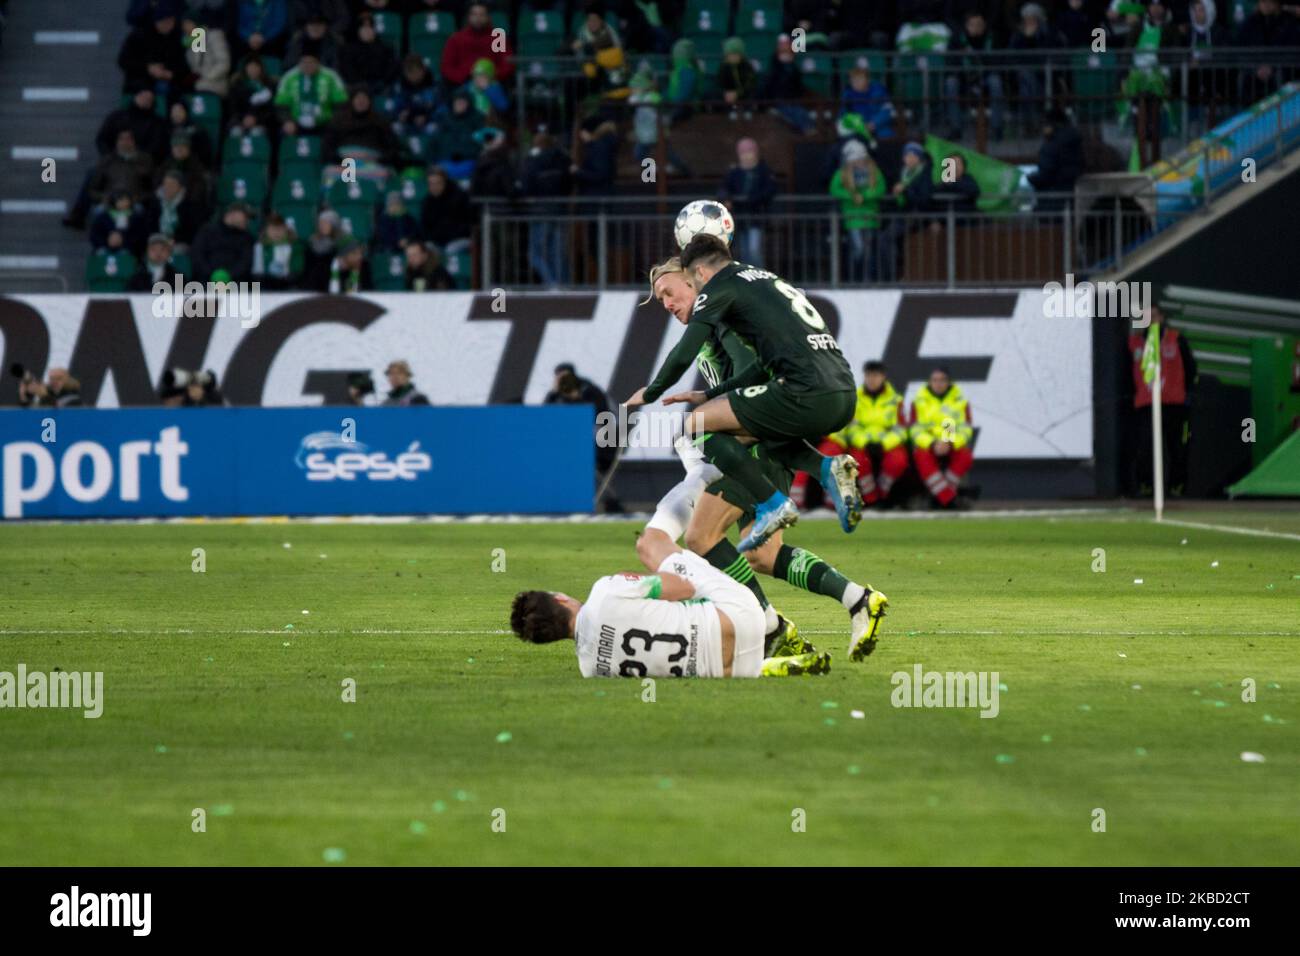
[1127,306,1197,496]
[910,367,974,508]
[792,361,909,507]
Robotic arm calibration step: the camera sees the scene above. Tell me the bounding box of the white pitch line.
[33,31,100,44]
[2,628,1297,638]
[1,199,67,214]
[22,87,89,102]
[11,146,78,161]
[1155,517,1300,543]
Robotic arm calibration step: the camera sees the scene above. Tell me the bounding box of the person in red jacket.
[441,2,514,86]
[1126,305,1197,496]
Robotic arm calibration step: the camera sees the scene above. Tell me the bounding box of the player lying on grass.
[510,534,832,678]
[635,258,889,661]
[625,234,864,552]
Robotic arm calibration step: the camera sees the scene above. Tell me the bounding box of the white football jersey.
[573,551,765,679]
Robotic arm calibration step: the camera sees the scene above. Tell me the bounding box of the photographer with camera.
[15,365,82,408]
[159,368,225,407]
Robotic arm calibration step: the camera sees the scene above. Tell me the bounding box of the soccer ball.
[674,200,735,250]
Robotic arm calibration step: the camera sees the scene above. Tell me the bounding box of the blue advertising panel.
[0,407,594,519]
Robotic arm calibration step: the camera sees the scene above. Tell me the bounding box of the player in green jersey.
[626,234,864,553]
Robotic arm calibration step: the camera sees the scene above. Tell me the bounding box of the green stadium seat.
[395,169,428,204]
[798,53,835,98]
[187,92,223,146]
[1072,50,1120,123]
[372,251,407,290]
[891,52,947,106]
[741,32,778,71]
[170,251,192,276]
[684,0,730,35]
[400,131,437,164]
[840,49,888,84]
[326,177,381,209]
[272,169,321,206]
[520,5,564,39]
[736,0,782,34]
[371,11,405,54]
[259,55,283,80]
[276,203,318,238]
[335,205,375,243]
[409,11,455,66]
[218,163,270,207]
[443,245,472,289]
[279,135,322,168]
[222,131,271,166]
[491,9,511,32]
[692,33,724,59]
[86,250,137,292]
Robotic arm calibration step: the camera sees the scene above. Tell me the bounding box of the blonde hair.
[641,255,684,305]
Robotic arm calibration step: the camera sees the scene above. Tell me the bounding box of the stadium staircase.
[0,1,127,292]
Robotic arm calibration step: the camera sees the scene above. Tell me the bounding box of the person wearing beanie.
[718,37,757,112]
[128,232,186,290]
[464,58,509,117]
[761,33,814,133]
[302,208,343,290]
[251,213,305,289]
[667,37,702,120]
[879,141,933,281]
[339,10,400,94]
[327,235,372,293]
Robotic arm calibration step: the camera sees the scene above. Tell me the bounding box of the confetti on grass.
[495,731,513,744]
[1240,752,1266,764]
[322,847,346,863]
[994,754,1016,765]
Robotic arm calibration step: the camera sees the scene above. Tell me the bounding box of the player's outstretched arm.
[635,321,712,404]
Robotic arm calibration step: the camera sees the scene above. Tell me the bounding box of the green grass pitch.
[0,512,1296,866]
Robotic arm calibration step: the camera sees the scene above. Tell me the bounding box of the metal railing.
[473,192,1190,289]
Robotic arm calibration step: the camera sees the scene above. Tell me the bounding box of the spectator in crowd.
[1126,304,1197,496]
[289,0,350,35]
[251,213,305,289]
[1180,0,1228,115]
[404,241,456,291]
[464,58,509,118]
[667,37,702,122]
[339,11,400,93]
[945,12,1005,141]
[842,65,895,141]
[572,114,620,194]
[285,12,343,70]
[1104,0,1142,47]
[545,363,619,509]
[167,100,215,167]
[820,112,874,188]
[442,2,515,86]
[302,208,343,288]
[896,6,952,51]
[89,189,150,255]
[719,137,776,267]
[761,33,813,133]
[1237,0,1300,101]
[617,0,673,54]
[126,0,184,27]
[420,165,474,255]
[229,55,279,133]
[828,140,886,282]
[717,36,758,114]
[387,53,441,137]
[96,84,169,163]
[572,6,628,98]
[19,368,82,409]
[324,87,402,166]
[325,235,373,292]
[792,360,908,509]
[232,0,291,63]
[880,141,934,281]
[436,89,486,178]
[275,41,350,135]
[159,131,212,206]
[93,130,156,205]
[519,127,573,287]
[181,6,231,98]
[1027,106,1083,209]
[382,360,431,405]
[117,6,191,98]
[143,168,207,248]
[470,127,517,198]
[128,233,186,290]
[191,202,256,281]
[1009,3,1061,127]
[374,191,421,250]
[910,367,975,509]
[1058,0,1096,47]
[931,152,981,215]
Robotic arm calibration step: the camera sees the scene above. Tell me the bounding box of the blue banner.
[0,407,594,519]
